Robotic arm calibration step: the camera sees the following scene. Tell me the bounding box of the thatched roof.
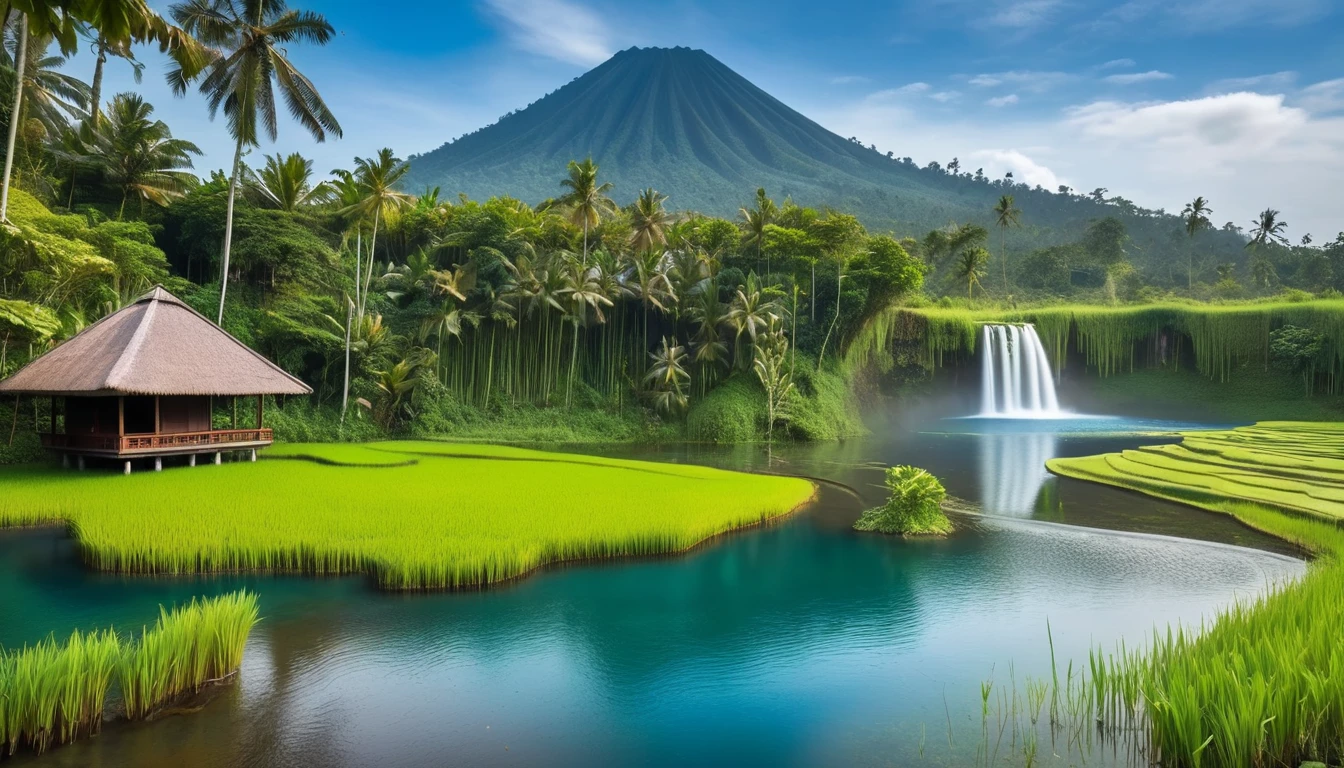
[0,286,312,397]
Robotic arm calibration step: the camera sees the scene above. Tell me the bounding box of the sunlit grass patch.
[0,442,815,590]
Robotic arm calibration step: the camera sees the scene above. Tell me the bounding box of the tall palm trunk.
[567,320,579,407]
[89,37,108,125]
[0,14,29,223]
[361,207,381,320]
[1000,227,1007,290]
[340,299,352,423]
[217,136,245,324]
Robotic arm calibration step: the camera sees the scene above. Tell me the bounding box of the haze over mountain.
[404,46,1239,256]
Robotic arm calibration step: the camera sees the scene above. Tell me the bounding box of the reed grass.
[846,300,1344,391]
[0,591,258,757]
[1041,422,1344,767]
[0,442,815,590]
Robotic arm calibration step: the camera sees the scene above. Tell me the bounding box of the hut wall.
[159,396,210,433]
[65,397,118,435]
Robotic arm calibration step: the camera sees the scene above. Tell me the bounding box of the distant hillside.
[404,46,1247,266]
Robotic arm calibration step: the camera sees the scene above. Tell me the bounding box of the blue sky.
[79,0,1344,239]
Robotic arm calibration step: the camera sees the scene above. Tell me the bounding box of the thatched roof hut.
[0,286,309,470]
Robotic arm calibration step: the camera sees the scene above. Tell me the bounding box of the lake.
[0,420,1303,767]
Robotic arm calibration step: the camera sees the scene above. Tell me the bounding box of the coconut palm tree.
[1248,208,1289,249]
[630,187,672,253]
[739,187,776,271]
[342,149,412,321]
[643,337,689,415]
[248,152,326,211]
[1180,196,1212,288]
[3,30,90,136]
[688,284,729,394]
[727,275,781,369]
[957,246,990,299]
[168,0,342,324]
[558,254,613,406]
[47,123,97,208]
[992,194,1020,290]
[86,32,142,126]
[0,1,203,222]
[558,157,615,261]
[92,92,201,218]
[629,248,675,348]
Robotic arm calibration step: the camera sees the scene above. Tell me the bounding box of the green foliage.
[1269,324,1325,394]
[686,374,765,443]
[853,465,951,536]
[0,442,815,590]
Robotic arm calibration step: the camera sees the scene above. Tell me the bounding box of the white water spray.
[978,324,1063,418]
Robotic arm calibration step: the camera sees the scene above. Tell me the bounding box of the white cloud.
[1103,70,1174,85]
[830,75,871,85]
[986,94,1020,107]
[1296,79,1344,114]
[930,91,962,103]
[1065,93,1307,152]
[481,0,613,66]
[815,88,1344,241]
[967,70,1073,92]
[968,149,1064,189]
[1094,0,1328,33]
[1099,58,1136,70]
[867,82,932,101]
[983,0,1064,29]
[1204,71,1297,95]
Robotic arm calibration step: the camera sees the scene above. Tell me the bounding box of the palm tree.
[343,149,413,322]
[248,152,326,211]
[558,157,616,261]
[643,337,689,415]
[727,275,780,369]
[1180,196,1212,289]
[91,92,200,218]
[1,1,203,222]
[47,124,97,208]
[558,254,613,406]
[957,247,990,299]
[3,30,90,136]
[1248,208,1289,249]
[688,285,729,394]
[739,187,776,271]
[630,187,672,253]
[992,194,1020,290]
[86,32,143,126]
[169,0,342,324]
[629,248,675,348]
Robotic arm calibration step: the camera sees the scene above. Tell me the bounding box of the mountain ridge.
[403,46,1243,262]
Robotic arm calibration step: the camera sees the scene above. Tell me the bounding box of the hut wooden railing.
[42,429,273,453]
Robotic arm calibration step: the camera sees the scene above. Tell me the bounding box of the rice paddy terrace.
[1048,422,1344,767]
[0,441,814,590]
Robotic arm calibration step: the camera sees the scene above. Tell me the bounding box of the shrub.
[853,465,952,536]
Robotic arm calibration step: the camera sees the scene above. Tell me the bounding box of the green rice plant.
[1043,422,1344,767]
[0,591,256,756]
[119,591,260,719]
[0,442,815,590]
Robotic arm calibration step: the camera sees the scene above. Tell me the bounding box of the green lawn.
[0,442,814,590]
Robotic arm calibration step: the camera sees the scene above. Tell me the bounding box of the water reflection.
[977,431,1059,516]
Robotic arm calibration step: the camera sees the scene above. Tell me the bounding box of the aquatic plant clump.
[853,465,952,536]
[0,442,815,590]
[0,591,258,757]
[1045,422,1344,767]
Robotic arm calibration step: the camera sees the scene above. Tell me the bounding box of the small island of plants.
[853,465,953,536]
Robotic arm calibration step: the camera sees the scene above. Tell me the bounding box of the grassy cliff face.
[848,301,1344,416]
[402,47,1239,258]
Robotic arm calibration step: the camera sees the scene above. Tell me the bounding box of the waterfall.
[978,323,1063,418]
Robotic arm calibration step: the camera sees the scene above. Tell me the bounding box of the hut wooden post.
[117,397,125,438]
[154,396,161,436]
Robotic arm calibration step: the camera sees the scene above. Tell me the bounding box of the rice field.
[0,591,258,757]
[0,442,816,590]
[1045,422,1344,767]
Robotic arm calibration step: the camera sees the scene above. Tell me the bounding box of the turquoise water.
[0,431,1303,767]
